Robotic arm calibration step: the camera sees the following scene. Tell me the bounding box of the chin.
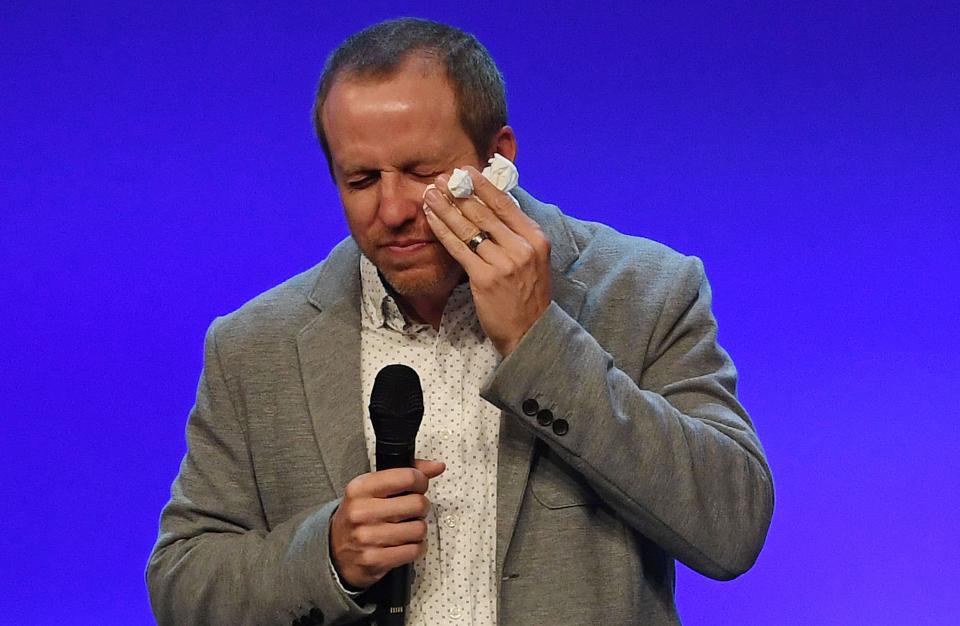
[382,263,461,298]
[359,239,464,299]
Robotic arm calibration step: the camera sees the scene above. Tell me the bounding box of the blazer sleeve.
[481,255,774,580]
[146,319,374,626]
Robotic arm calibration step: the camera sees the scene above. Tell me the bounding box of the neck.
[378,267,465,331]
[380,274,460,331]
[396,292,449,330]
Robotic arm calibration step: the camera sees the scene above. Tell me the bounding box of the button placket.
[359,267,499,624]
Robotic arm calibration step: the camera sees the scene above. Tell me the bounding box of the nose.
[378,172,421,230]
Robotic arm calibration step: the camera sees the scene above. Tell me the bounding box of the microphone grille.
[369,364,424,444]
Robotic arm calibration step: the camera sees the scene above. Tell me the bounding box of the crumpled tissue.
[423,153,520,207]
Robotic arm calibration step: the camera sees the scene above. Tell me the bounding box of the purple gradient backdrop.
[2,2,958,624]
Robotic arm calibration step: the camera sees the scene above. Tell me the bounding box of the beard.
[359,236,465,299]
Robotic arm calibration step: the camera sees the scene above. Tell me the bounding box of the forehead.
[321,58,470,169]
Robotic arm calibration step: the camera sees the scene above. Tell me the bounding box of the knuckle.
[416,494,431,516]
[520,240,537,263]
[473,213,493,231]
[409,469,428,491]
[493,195,513,214]
[413,519,429,540]
[405,467,421,485]
[343,483,358,500]
[533,231,550,254]
[352,526,371,546]
[344,505,366,527]
[476,266,497,283]
[356,549,377,569]
[344,476,366,499]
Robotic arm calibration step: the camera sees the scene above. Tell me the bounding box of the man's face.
[321,59,485,300]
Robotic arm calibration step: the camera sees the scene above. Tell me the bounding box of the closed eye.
[346,172,379,190]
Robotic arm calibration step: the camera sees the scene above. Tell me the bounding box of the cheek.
[405,175,432,194]
[340,193,379,234]
[388,175,432,209]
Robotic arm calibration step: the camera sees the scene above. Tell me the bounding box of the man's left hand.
[423,166,552,357]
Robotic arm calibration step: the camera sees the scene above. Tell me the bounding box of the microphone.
[368,364,424,626]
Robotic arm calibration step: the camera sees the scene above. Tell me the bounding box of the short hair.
[312,17,508,168]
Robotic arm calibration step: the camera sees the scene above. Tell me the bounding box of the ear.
[488,125,517,162]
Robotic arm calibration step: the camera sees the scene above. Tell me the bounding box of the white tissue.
[421,153,521,209]
[447,168,474,198]
[481,153,519,192]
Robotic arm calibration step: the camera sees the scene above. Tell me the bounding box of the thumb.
[414,458,446,479]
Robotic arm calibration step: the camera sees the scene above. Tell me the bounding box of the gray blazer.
[147,189,774,625]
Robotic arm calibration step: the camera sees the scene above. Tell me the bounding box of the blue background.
[2,1,958,623]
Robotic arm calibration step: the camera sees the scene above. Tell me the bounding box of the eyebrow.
[338,164,375,178]
[338,157,441,177]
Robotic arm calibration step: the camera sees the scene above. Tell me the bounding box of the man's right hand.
[330,459,445,590]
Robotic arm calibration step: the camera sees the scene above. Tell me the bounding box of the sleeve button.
[522,398,540,416]
[552,419,569,436]
[536,409,554,427]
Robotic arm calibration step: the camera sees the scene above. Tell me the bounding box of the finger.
[445,205,527,269]
[374,542,426,571]
[423,186,485,244]
[423,182,512,269]
[467,166,552,264]
[358,519,429,548]
[423,185,514,269]
[434,177,527,270]
[380,493,432,522]
[344,492,431,527]
[465,166,540,236]
[414,459,446,479]
[348,467,430,499]
[422,194,490,274]
[436,173,521,247]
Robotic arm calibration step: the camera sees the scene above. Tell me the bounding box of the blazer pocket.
[529,445,596,509]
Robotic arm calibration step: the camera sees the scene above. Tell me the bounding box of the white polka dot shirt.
[359,254,501,626]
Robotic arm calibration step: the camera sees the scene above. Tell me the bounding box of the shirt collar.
[359,254,483,339]
[359,253,410,333]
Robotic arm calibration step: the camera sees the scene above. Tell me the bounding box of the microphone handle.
[375,441,415,471]
[374,440,416,626]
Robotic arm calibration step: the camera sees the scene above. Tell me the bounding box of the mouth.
[383,239,434,254]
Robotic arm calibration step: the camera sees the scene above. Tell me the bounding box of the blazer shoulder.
[562,213,703,294]
[517,188,695,283]
[206,261,326,359]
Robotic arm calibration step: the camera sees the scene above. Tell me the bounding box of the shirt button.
[449,606,463,620]
[442,514,457,528]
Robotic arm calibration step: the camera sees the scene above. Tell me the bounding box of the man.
[148,17,773,626]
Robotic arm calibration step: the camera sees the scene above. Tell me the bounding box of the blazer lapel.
[495,189,588,577]
[296,239,370,497]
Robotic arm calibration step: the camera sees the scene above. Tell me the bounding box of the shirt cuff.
[327,511,364,599]
[328,557,363,598]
